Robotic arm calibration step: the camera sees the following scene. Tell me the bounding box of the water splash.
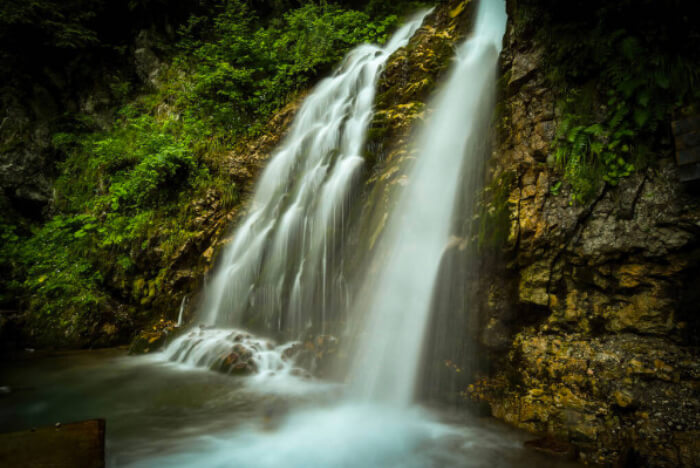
[125,403,529,468]
[164,328,300,376]
[348,0,507,406]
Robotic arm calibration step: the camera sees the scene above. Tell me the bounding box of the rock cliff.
[467,1,700,465]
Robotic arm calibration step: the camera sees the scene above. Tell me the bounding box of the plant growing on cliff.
[523,0,700,203]
[0,0,423,342]
[174,0,399,138]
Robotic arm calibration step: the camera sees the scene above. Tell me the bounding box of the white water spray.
[349,0,507,406]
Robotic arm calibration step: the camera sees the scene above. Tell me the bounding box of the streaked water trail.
[348,0,507,405]
[196,10,432,335]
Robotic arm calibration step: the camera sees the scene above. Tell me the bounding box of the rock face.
[128,319,180,354]
[0,91,59,215]
[468,3,700,466]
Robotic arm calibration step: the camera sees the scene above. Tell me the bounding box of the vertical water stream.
[348,0,506,405]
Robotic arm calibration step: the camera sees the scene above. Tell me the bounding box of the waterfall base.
[159,327,340,396]
[3,347,581,468]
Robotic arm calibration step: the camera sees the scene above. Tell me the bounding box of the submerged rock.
[293,334,340,378]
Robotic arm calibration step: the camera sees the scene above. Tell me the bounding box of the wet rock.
[524,436,576,459]
[293,334,340,378]
[128,319,179,354]
[230,361,255,375]
[469,331,700,466]
[134,30,163,87]
[207,341,261,376]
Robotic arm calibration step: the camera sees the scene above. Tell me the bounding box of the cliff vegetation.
[0,0,426,347]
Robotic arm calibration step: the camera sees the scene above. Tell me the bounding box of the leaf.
[620,36,641,61]
[590,142,604,155]
[584,124,604,136]
[634,108,650,127]
[637,90,651,107]
[655,71,670,89]
[618,78,641,98]
[567,126,582,143]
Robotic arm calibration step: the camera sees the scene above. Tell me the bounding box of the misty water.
[1,349,580,467]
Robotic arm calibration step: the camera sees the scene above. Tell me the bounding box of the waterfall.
[198,10,431,334]
[135,3,517,467]
[348,0,507,405]
[163,11,431,371]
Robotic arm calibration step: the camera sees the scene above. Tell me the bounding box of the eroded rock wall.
[470,3,700,465]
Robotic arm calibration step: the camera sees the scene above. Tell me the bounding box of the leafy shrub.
[176,0,398,136]
[1,0,424,340]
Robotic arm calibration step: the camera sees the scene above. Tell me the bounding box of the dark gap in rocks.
[514,302,550,329]
[676,261,700,346]
[6,192,47,222]
[621,448,648,468]
[588,315,607,337]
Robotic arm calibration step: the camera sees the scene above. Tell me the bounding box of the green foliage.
[19,215,108,318]
[0,219,22,306]
[521,0,700,203]
[477,172,515,249]
[1,0,407,335]
[175,0,399,137]
[0,0,101,49]
[11,111,221,321]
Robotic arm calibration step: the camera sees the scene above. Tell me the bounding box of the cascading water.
[176,296,188,327]
[163,10,431,373]
[348,0,507,405]
[130,3,534,467]
[200,10,430,333]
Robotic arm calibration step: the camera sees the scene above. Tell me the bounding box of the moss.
[477,171,515,250]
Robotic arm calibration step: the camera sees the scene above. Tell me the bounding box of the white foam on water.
[156,327,338,397]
